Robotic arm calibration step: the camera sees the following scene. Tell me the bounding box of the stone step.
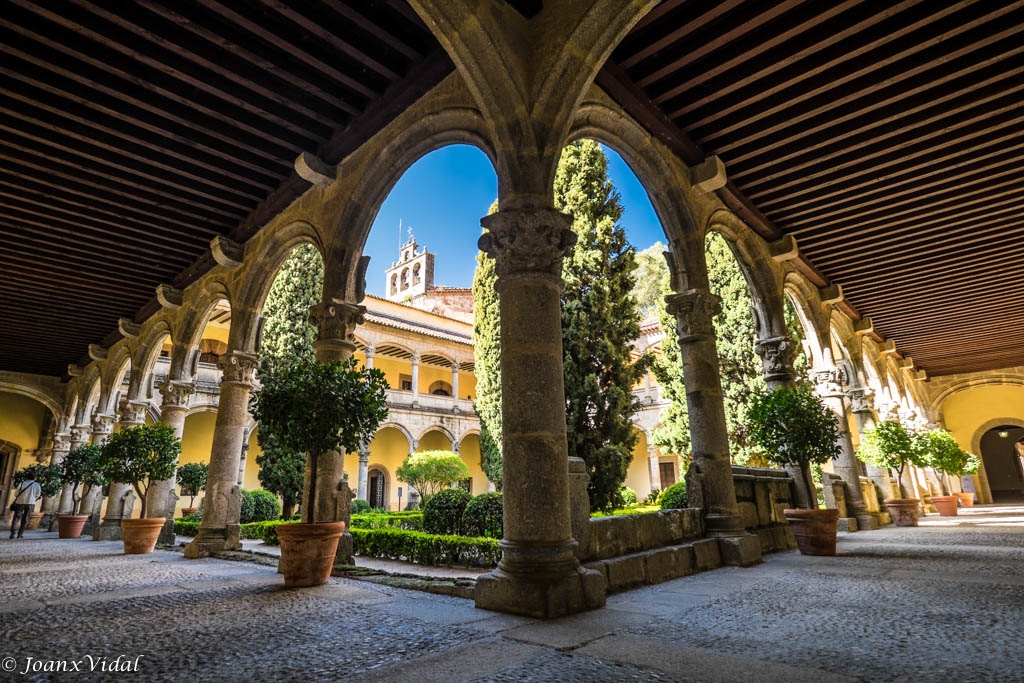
[584,537,723,594]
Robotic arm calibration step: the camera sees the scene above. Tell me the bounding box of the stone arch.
[174,280,234,380]
[366,463,391,510]
[76,365,103,425]
[133,319,174,402]
[931,375,1024,418]
[324,105,495,302]
[98,345,133,416]
[0,380,62,422]
[376,422,415,450]
[972,417,1024,458]
[783,271,829,367]
[418,425,457,450]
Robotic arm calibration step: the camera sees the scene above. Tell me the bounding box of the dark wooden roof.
[603,0,1024,377]
[2,1,1021,379]
[0,0,450,376]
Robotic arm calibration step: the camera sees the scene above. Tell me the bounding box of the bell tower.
[385,227,434,301]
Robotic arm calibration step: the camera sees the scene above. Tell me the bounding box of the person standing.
[9,472,41,539]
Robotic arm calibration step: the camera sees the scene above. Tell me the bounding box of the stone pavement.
[2,505,1023,682]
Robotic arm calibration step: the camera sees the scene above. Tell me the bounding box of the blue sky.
[364,144,665,296]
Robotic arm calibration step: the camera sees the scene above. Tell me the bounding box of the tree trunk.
[895,466,907,499]
[282,501,295,520]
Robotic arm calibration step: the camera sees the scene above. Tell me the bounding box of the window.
[399,374,412,391]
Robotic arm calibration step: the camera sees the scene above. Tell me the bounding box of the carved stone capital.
[665,289,721,342]
[846,387,874,414]
[91,413,117,436]
[69,425,91,446]
[309,301,365,345]
[755,335,797,381]
[478,208,576,279]
[118,399,149,426]
[52,433,71,454]
[159,380,196,409]
[812,366,848,396]
[218,351,260,386]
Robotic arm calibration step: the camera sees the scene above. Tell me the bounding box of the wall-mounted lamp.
[998,430,1010,438]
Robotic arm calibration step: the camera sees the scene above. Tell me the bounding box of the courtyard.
[3,505,1023,682]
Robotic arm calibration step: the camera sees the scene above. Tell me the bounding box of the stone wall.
[732,466,798,553]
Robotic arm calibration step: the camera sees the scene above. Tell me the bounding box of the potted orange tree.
[100,422,180,553]
[858,421,923,526]
[176,462,208,517]
[747,383,842,555]
[917,429,979,516]
[57,444,106,538]
[250,356,388,587]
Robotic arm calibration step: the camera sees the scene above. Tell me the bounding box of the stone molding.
[665,289,721,343]
[478,208,576,279]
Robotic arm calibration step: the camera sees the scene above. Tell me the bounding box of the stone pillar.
[79,413,116,535]
[755,335,812,508]
[667,289,762,566]
[814,369,877,531]
[473,207,605,618]
[647,445,661,494]
[410,353,420,402]
[451,362,460,409]
[847,388,896,503]
[185,352,258,559]
[95,401,147,540]
[237,439,249,486]
[309,300,364,564]
[41,433,70,529]
[151,380,194,545]
[357,443,370,502]
[59,426,91,516]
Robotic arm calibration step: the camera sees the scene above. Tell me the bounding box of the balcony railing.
[387,389,475,414]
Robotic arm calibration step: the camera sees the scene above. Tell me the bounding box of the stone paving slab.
[2,507,1024,681]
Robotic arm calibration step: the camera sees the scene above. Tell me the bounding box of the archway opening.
[980,425,1024,502]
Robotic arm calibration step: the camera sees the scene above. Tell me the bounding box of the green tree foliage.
[260,244,323,371]
[256,244,325,516]
[746,384,842,508]
[241,489,281,523]
[472,201,503,489]
[61,444,106,513]
[395,450,470,503]
[249,357,389,521]
[100,423,181,518]
[175,462,208,509]
[857,421,921,499]
[422,487,471,535]
[659,481,689,510]
[461,492,503,538]
[557,140,649,513]
[14,463,63,499]
[914,429,979,495]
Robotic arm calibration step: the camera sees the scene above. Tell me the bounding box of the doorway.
[368,467,387,510]
[980,426,1024,503]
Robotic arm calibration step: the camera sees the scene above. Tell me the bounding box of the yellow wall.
[941,384,1024,503]
[0,393,48,460]
[457,434,488,495]
[243,429,263,492]
[418,364,452,395]
[459,371,477,400]
[417,430,452,452]
[366,427,410,511]
[625,430,653,498]
[369,355,408,391]
[174,411,217,515]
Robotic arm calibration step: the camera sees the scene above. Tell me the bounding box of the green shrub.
[180,511,202,523]
[238,520,293,545]
[173,520,200,536]
[351,527,499,568]
[461,492,503,538]
[350,510,423,531]
[659,481,688,510]
[644,489,660,505]
[240,489,280,523]
[422,488,472,535]
[352,498,370,513]
[618,486,638,507]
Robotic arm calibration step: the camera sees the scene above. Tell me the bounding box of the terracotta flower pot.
[956,492,975,508]
[276,521,346,587]
[931,495,959,517]
[121,518,166,554]
[57,514,89,539]
[25,511,45,530]
[884,498,921,526]
[783,508,839,556]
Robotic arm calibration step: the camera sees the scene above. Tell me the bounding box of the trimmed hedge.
[422,488,471,535]
[352,498,370,513]
[619,486,638,507]
[660,481,688,510]
[461,492,503,538]
[350,511,423,531]
[352,527,499,568]
[174,520,200,536]
[241,489,280,523]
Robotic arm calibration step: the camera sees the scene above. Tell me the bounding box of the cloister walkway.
[3,507,1023,682]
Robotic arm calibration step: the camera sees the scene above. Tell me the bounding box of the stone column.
[755,335,812,508]
[59,426,91,515]
[79,413,116,535]
[41,433,70,529]
[814,368,878,531]
[364,345,374,369]
[451,362,460,408]
[308,300,364,565]
[185,352,258,559]
[237,439,249,486]
[473,207,605,618]
[410,353,420,402]
[357,442,370,502]
[667,289,762,566]
[95,401,146,540]
[647,445,661,494]
[151,380,194,544]
[847,388,896,503]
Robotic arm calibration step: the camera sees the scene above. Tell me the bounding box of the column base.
[837,517,858,532]
[93,520,124,541]
[332,531,354,567]
[856,513,880,531]
[41,512,57,532]
[475,564,606,618]
[711,531,763,567]
[183,524,241,559]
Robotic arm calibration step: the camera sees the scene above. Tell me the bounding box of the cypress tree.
[472,202,503,489]
[557,140,649,512]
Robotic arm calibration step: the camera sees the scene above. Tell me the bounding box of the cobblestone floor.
[2,505,1023,682]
